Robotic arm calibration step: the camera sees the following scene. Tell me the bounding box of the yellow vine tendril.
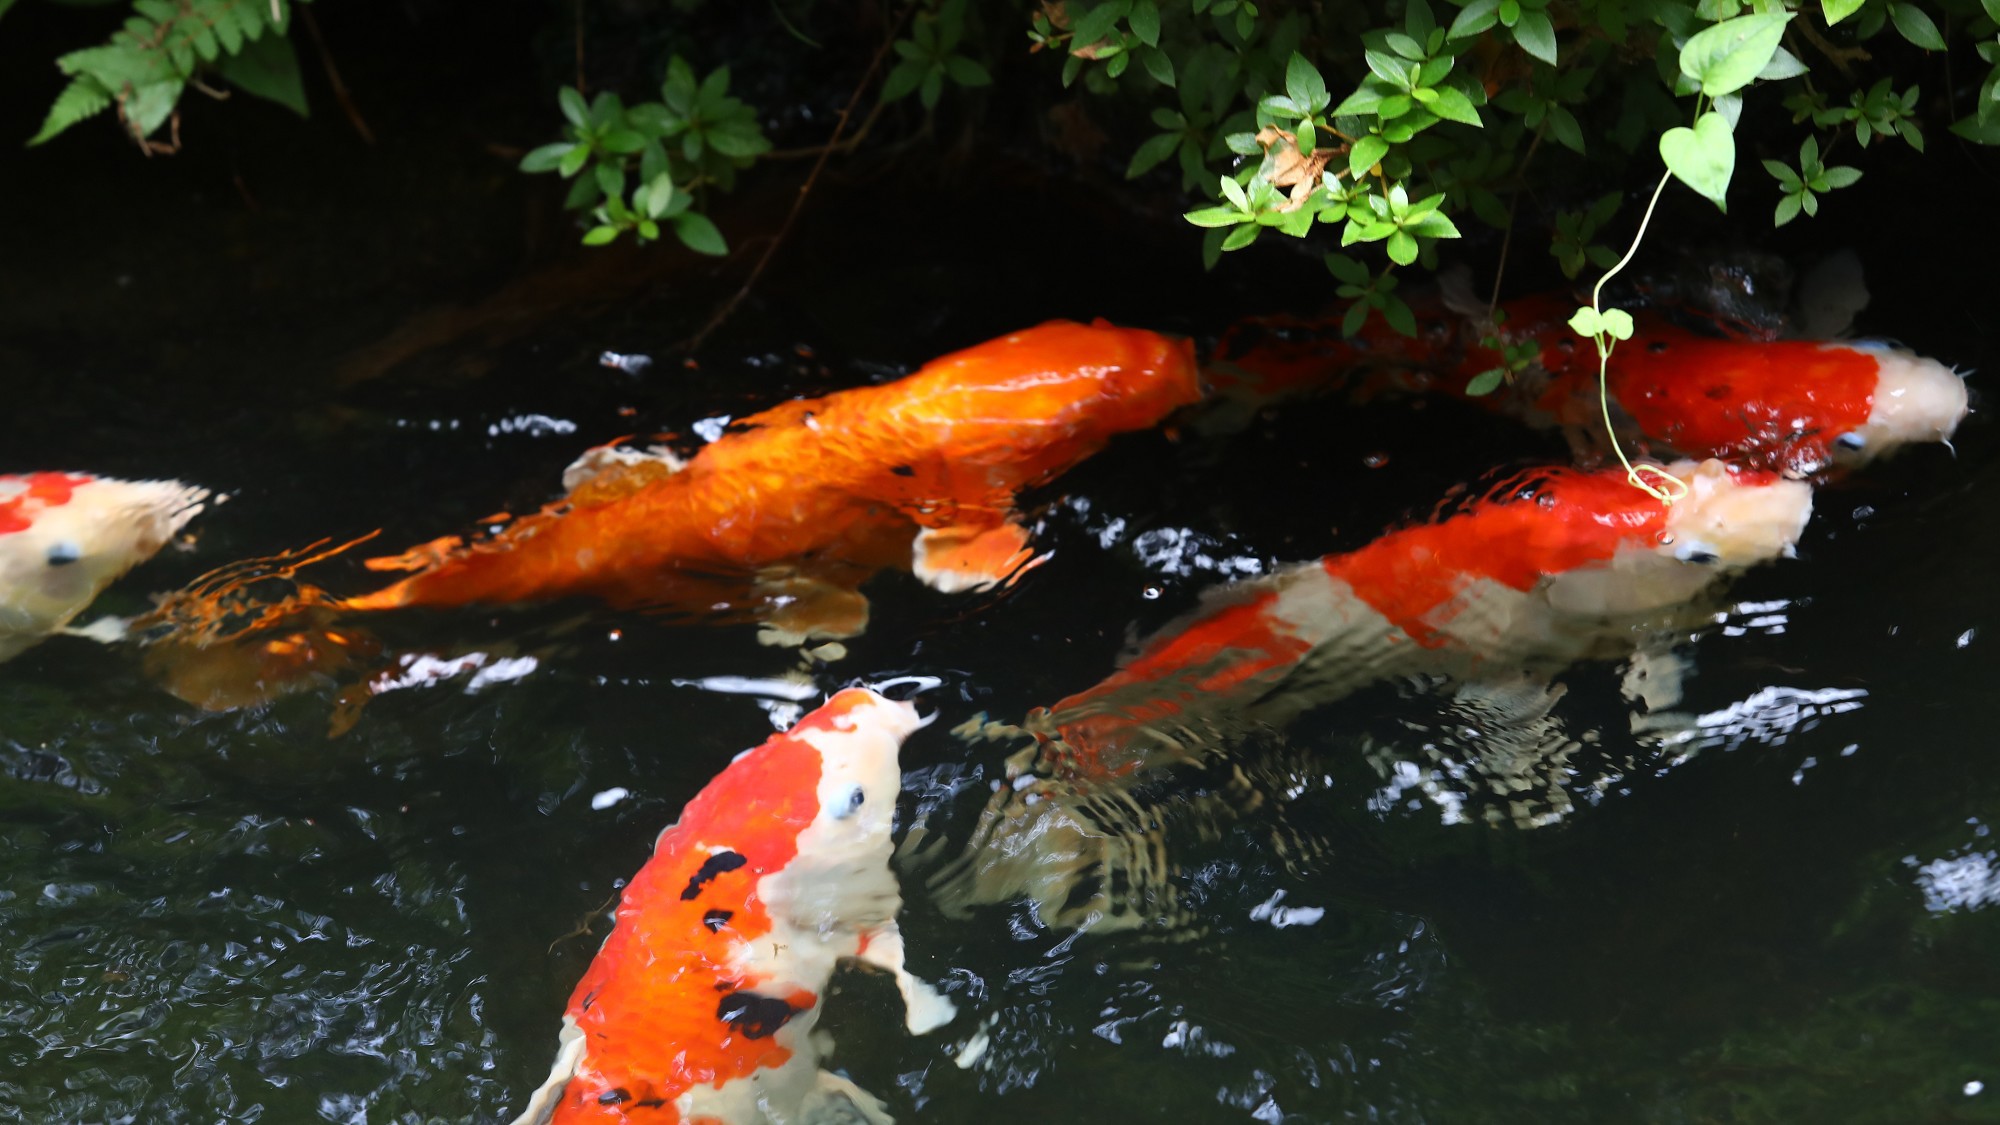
[1583,168,1690,506]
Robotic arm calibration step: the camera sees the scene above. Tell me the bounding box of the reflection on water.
[5,169,2000,1122]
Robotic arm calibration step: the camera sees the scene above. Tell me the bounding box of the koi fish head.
[1657,459,1815,566]
[1531,459,1811,621]
[776,688,925,907]
[0,473,208,661]
[1828,341,1968,466]
[895,320,1203,466]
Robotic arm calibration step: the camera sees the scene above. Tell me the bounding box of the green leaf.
[1350,133,1390,177]
[1221,223,1262,250]
[1659,109,1735,210]
[1070,0,1129,49]
[1426,84,1483,126]
[26,75,112,146]
[520,142,575,172]
[1141,46,1176,85]
[1761,157,1802,190]
[1774,192,1802,225]
[1822,0,1865,23]
[1380,292,1418,336]
[1219,173,1249,208]
[946,56,992,86]
[1464,369,1506,396]
[1286,52,1329,111]
[1275,207,1315,236]
[216,30,306,117]
[1546,104,1585,152]
[582,225,621,246]
[1889,3,1945,50]
[881,60,925,102]
[664,56,697,111]
[1405,211,1462,237]
[1568,306,1602,336]
[637,219,661,241]
[674,211,729,255]
[1127,131,1183,177]
[1600,308,1635,340]
[1386,229,1419,264]
[558,143,592,178]
[708,127,770,157]
[1130,0,1161,44]
[1513,11,1558,65]
[1759,46,1808,81]
[1678,12,1793,99]
[1950,114,2000,143]
[920,68,946,109]
[1325,252,1371,284]
[1821,165,1862,187]
[1185,205,1247,227]
[559,86,589,127]
[1448,0,1501,38]
[1385,32,1426,60]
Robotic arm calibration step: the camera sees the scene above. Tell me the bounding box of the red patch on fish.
[0,472,93,535]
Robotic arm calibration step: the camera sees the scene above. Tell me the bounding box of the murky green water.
[5,40,1999,1120]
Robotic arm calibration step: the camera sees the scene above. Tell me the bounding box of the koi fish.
[1206,292,1967,476]
[924,459,1814,930]
[0,472,209,662]
[512,688,956,1125]
[149,320,1200,667]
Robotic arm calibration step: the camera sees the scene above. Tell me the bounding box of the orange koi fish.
[926,459,1814,930]
[1,472,208,662]
[154,320,1200,662]
[1206,293,1966,476]
[512,688,955,1125]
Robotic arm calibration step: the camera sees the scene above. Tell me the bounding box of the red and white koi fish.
[512,688,955,1125]
[148,320,1200,670]
[1206,293,1967,476]
[0,472,208,662]
[925,459,1814,930]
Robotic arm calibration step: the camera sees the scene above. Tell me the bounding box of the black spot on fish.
[681,851,748,900]
[717,990,803,1039]
[1649,340,1671,354]
[890,464,915,477]
[1061,871,1104,914]
[597,1088,631,1106]
[703,909,733,932]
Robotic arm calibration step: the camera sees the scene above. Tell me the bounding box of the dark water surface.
[5,19,2000,1121]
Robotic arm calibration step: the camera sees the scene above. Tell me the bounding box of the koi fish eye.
[45,541,82,567]
[1836,432,1867,451]
[832,784,867,819]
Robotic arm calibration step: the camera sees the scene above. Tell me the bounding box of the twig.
[1793,19,1868,79]
[1487,121,1547,316]
[547,888,622,953]
[682,5,913,351]
[764,98,891,159]
[300,7,375,144]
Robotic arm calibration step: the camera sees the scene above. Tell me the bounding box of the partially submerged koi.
[153,320,1200,661]
[0,472,208,662]
[512,688,955,1125]
[1207,293,1967,476]
[925,459,1815,930]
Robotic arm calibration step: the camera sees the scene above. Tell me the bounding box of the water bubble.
[1362,452,1391,469]
[1142,585,1164,600]
[1656,532,1676,545]
[1968,1080,1985,1096]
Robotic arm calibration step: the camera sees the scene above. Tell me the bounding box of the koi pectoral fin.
[851,920,957,1035]
[910,520,1045,595]
[802,1068,894,1125]
[753,572,872,648]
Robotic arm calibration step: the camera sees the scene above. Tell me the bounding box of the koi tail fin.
[135,533,386,717]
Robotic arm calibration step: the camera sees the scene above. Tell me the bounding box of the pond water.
[4,32,2000,1122]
